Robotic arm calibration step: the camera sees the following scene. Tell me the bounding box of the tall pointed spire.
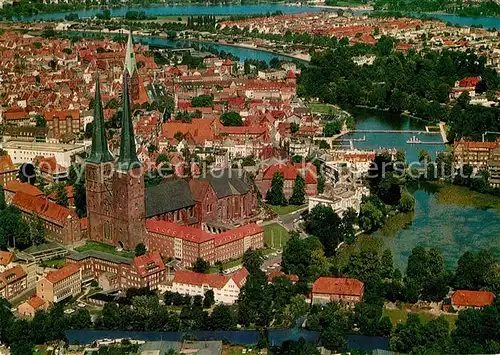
[124,30,137,77]
[117,72,141,171]
[87,76,113,164]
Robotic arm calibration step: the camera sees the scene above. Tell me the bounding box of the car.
[77,303,86,308]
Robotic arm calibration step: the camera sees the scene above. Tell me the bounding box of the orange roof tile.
[0,251,14,266]
[132,251,165,278]
[44,263,80,284]
[451,290,495,308]
[26,295,47,309]
[0,155,16,173]
[0,265,26,285]
[312,277,364,297]
[4,181,43,196]
[12,191,77,226]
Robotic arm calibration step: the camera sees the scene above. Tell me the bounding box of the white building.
[2,140,85,168]
[308,183,370,216]
[170,268,248,305]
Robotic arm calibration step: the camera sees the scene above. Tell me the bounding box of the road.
[278,207,308,231]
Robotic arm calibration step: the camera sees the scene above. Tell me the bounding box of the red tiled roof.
[0,265,26,285]
[451,290,495,308]
[4,181,43,196]
[132,251,165,277]
[44,263,80,284]
[146,220,262,247]
[231,267,249,288]
[0,155,16,173]
[173,270,229,289]
[0,251,14,266]
[189,179,212,202]
[26,295,47,309]
[458,76,481,88]
[312,277,364,297]
[286,70,296,79]
[12,191,77,226]
[262,162,317,184]
[454,139,498,150]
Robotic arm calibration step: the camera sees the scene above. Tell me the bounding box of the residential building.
[170,267,248,304]
[488,146,500,188]
[256,162,317,201]
[67,250,166,290]
[308,182,370,215]
[2,140,85,168]
[2,126,49,143]
[0,251,14,272]
[0,154,17,187]
[3,181,44,204]
[146,221,264,267]
[43,109,81,140]
[36,263,82,303]
[12,191,84,245]
[450,76,481,99]
[451,290,495,311]
[453,139,498,170]
[312,277,364,305]
[18,296,49,318]
[0,265,28,300]
[267,271,299,284]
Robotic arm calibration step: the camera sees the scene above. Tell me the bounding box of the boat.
[406,135,422,144]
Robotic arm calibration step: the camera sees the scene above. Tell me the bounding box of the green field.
[75,241,135,259]
[383,307,458,329]
[40,258,67,268]
[308,102,340,115]
[263,223,290,249]
[269,204,306,215]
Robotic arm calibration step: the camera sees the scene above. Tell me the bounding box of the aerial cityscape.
[0,0,498,354]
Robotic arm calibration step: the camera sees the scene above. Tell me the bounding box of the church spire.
[87,76,113,164]
[117,72,141,171]
[124,30,137,77]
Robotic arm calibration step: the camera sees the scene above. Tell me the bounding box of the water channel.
[18,4,500,29]
[348,108,500,270]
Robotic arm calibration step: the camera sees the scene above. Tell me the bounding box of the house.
[451,290,495,311]
[170,267,248,304]
[453,139,499,171]
[267,270,299,284]
[146,220,264,267]
[257,162,317,201]
[450,76,481,99]
[3,181,44,204]
[312,277,364,305]
[18,295,49,318]
[0,154,17,187]
[0,251,14,272]
[0,265,28,300]
[129,251,166,290]
[36,263,82,303]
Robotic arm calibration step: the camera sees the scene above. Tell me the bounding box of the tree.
[220,111,243,126]
[266,172,286,206]
[359,199,384,232]
[35,115,46,128]
[55,184,68,207]
[288,294,308,323]
[380,249,394,279]
[306,205,343,256]
[135,243,146,256]
[290,122,299,134]
[242,248,263,275]
[203,289,215,309]
[398,190,415,212]
[211,305,235,330]
[0,186,5,211]
[174,131,184,142]
[323,120,342,137]
[289,174,305,205]
[191,94,213,108]
[192,257,210,273]
[454,250,497,291]
[377,173,403,206]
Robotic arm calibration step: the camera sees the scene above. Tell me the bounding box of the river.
[349,108,500,270]
[18,4,499,29]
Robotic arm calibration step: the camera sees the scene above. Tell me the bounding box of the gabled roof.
[0,265,26,285]
[4,181,43,197]
[12,191,77,226]
[451,290,495,308]
[173,267,248,289]
[312,277,364,297]
[205,169,252,198]
[0,251,14,266]
[132,251,165,277]
[26,295,47,310]
[145,179,195,218]
[0,155,16,173]
[189,179,213,202]
[44,263,80,284]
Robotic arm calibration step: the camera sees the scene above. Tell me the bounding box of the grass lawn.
[75,241,135,259]
[269,204,306,215]
[263,223,290,249]
[39,257,66,268]
[308,102,340,115]
[209,257,243,273]
[383,307,458,329]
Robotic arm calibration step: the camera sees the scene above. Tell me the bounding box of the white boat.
[406,135,421,144]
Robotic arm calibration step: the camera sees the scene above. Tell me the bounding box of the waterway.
[349,108,500,270]
[18,4,499,29]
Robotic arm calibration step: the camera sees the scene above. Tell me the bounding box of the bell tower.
[124,31,140,102]
[111,72,145,250]
[85,76,115,245]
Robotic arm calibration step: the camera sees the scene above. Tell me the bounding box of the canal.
[349,108,500,270]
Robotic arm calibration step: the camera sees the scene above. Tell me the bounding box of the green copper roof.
[124,31,137,77]
[86,77,114,164]
[117,73,141,171]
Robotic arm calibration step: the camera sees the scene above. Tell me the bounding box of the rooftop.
[2,140,85,153]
